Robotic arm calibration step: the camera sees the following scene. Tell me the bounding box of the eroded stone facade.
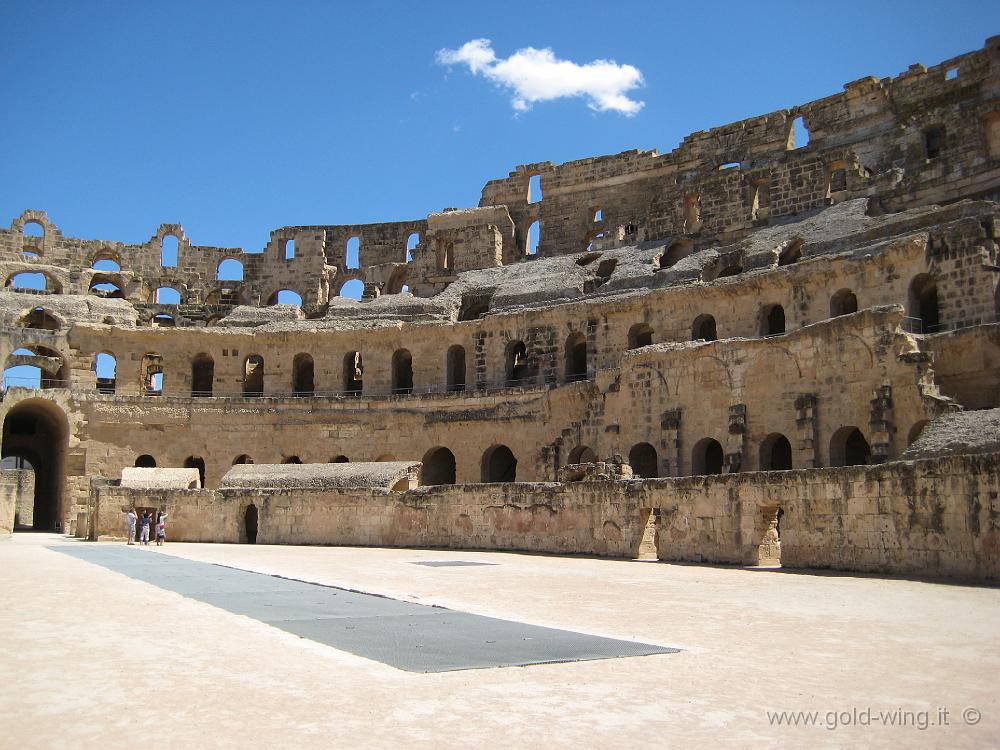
[2,39,999,578]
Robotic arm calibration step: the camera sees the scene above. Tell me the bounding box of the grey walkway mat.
[51,545,679,672]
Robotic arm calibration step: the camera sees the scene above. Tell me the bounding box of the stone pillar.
[726,404,746,473]
[474,331,488,390]
[660,408,682,477]
[869,384,894,463]
[795,393,819,468]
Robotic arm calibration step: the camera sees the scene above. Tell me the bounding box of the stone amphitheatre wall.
[91,453,999,581]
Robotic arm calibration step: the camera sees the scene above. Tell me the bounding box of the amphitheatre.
[1,37,1000,581]
[2,34,1000,748]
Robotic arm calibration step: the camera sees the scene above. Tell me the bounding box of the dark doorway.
[760,433,792,471]
[446,345,466,392]
[183,456,207,488]
[565,332,588,382]
[830,427,871,467]
[909,275,939,332]
[692,438,724,475]
[191,354,214,397]
[421,447,457,485]
[482,445,517,482]
[245,504,258,544]
[761,305,785,336]
[392,349,413,394]
[692,315,717,341]
[629,442,658,478]
[292,353,315,396]
[1,399,68,531]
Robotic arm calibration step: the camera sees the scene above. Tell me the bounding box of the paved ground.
[2,533,997,749]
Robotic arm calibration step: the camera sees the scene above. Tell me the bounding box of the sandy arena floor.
[1,533,997,749]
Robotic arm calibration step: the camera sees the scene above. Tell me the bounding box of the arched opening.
[233,454,253,465]
[205,287,243,306]
[5,346,67,389]
[628,323,654,349]
[760,304,785,336]
[830,288,858,317]
[283,456,303,464]
[760,433,793,471]
[459,298,489,321]
[346,236,360,269]
[151,314,175,328]
[1,400,68,531]
[89,274,124,298]
[155,287,181,305]
[909,274,939,333]
[788,115,810,149]
[629,442,658,478]
[340,279,364,300]
[406,232,419,262]
[268,289,302,306]
[216,258,244,281]
[830,426,871,467]
[331,455,349,463]
[692,314,718,341]
[506,340,532,385]
[292,353,315,396]
[565,332,588,382]
[716,262,743,279]
[91,256,120,273]
[134,455,156,468]
[284,238,295,260]
[21,307,60,331]
[391,349,413,394]
[659,240,692,269]
[183,456,206,488]
[481,444,517,483]
[777,239,802,266]
[23,220,44,238]
[161,235,179,267]
[141,353,163,395]
[567,445,597,464]
[907,420,929,446]
[191,353,214,397]
[7,272,58,293]
[95,352,117,394]
[243,355,264,396]
[526,220,540,256]
[244,504,258,544]
[528,173,542,203]
[421,447,456,485]
[446,345,466,392]
[692,438,724,476]
[343,351,363,394]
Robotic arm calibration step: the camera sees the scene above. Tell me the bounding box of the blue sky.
[1,0,997,255]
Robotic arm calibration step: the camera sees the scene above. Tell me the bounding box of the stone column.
[660,408,682,477]
[869,384,894,463]
[795,393,819,468]
[726,403,746,472]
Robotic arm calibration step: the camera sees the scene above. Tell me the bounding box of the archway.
[830,426,871,467]
[629,442,658,478]
[446,345,466,391]
[830,288,858,317]
[1,399,69,531]
[392,349,413,394]
[567,445,597,464]
[760,304,785,336]
[565,332,588,382]
[692,438,724,475]
[292,353,315,396]
[759,433,793,471]
[244,504,258,544]
[481,444,517,483]
[421,447,456,485]
[183,456,206,488]
[909,274,939,332]
[628,323,654,349]
[692,314,718,341]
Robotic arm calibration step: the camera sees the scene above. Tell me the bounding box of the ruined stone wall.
[0,469,34,534]
[90,453,1000,580]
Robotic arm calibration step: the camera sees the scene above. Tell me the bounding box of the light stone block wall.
[0,469,34,534]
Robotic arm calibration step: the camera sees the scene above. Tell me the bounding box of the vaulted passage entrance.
[1,399,69,530]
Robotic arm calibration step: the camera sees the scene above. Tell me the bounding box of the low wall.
[90,454,1000,580]
[0,469,34,535]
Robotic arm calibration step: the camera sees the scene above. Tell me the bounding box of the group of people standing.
[125,508,167,546]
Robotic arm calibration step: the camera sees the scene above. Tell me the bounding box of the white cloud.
[436,39,644,116]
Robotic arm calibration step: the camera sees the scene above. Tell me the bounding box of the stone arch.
[830,288,859,317]
[759,432,793,471]
[1,399,69,531]
[191,353,214,396]
[629,442,658,478]
[183,456,206,488]
[421,446,456,485]
[691,438,724,475]
[243,355,264,396]
[134,454,156,468]
[292,353,315,395]
[5,270,63,294]
[446,345,466,391]
[505,340,533,385]
[391,349,413,394]
[628,323,654,349]
[343,351,363,394]
[659,239,694,269]
[909,274,940,332]
[692,314,717,341]
[18,307,62,331]
[565,331,588,382]
[830,426,871,467]
[567,445,597,464]
[481,444,517,483]
[760,303,786,336]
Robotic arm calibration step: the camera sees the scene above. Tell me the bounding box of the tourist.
[155,511,168,546]
[139,510,151,545]
[125,507,137,545]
